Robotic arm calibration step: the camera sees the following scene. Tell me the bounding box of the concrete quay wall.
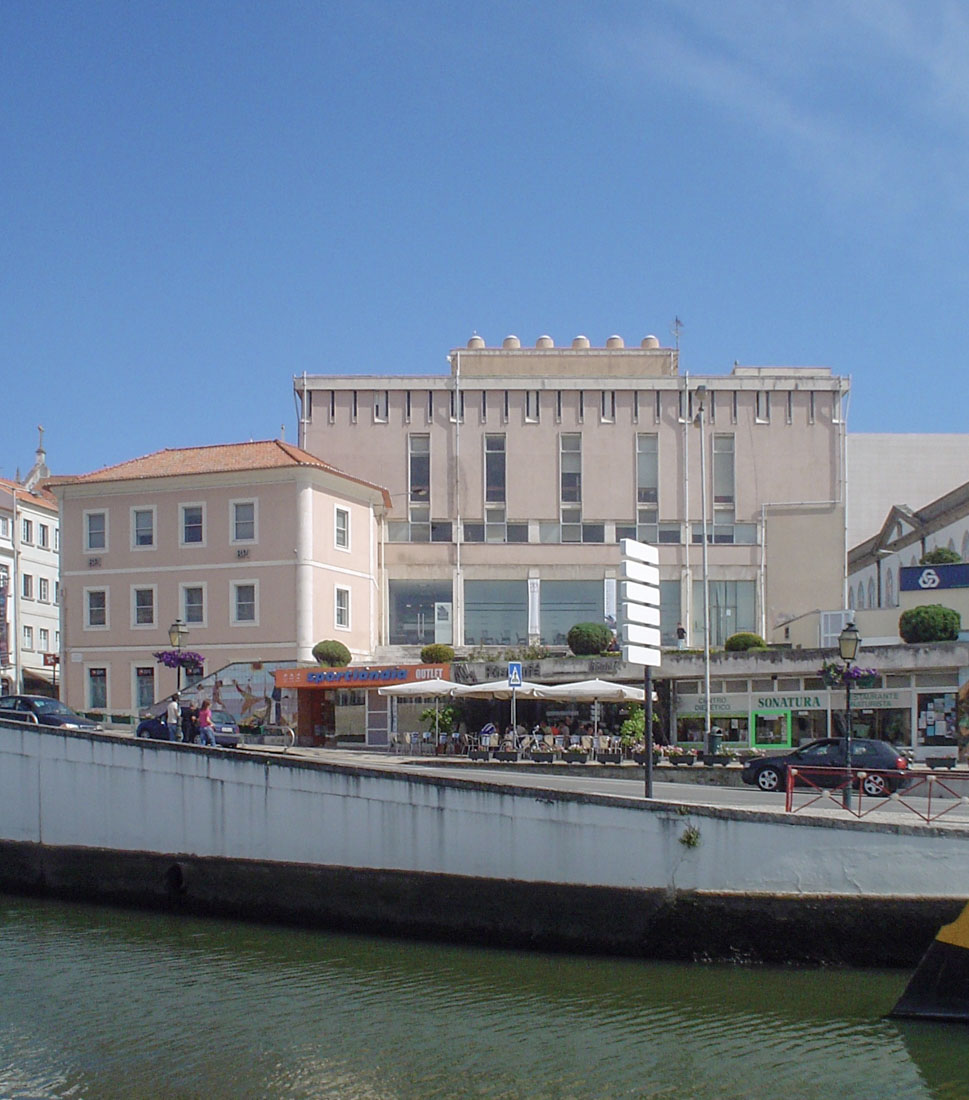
[0,722,966,965]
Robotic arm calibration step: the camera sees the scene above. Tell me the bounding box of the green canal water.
[1,893,968,1100]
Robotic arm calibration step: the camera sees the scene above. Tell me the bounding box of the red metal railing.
[785,766,969,823]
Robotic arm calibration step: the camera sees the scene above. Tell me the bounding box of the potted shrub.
[668,747,696,766]
[567,622,613,656]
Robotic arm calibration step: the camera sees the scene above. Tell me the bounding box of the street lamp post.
[695,385,712,753]
[168,619,189,695]
[839,621,861,810]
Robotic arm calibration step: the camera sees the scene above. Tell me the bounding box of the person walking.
[166,694,182,741]
[197,699,218,747]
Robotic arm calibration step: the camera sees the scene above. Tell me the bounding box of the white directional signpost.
[619,538,661,797]
[508,661,523,746]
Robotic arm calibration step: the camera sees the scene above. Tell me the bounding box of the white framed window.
[132,585,156,627]
[525,391,540,422]
[181,583,206,626]
[180,503,206,547]
[0,517,9,538]
[23,625,33,650]
[335,585,350,630]
[87,667,107,709]
[134,665,155,711]
[131,506,155,549]
[231,581,258,625]
[39,524,49,548]
[600,390,616,422]
[85,510,107,551]
[38,577,49,602]
[231,500,256,543]
[85,588,108,629]
[39,627,49,651]
[21,518,33,544]
[374,390,389,422]
[335,506,350,551]
[755,391,770,423]
[22,573,33,599]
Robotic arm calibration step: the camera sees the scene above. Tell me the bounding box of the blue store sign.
[900,563,969,592]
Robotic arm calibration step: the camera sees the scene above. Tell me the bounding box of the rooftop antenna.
[672,316,683,353]
[280,424,286,441]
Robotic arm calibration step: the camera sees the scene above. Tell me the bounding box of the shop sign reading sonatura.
[755,695,824,709]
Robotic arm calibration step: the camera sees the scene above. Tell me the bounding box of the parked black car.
[0,694,103,732]
[741,738,910,796]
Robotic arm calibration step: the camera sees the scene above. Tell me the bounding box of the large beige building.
[50,441,390,714]
[295,333,850,651]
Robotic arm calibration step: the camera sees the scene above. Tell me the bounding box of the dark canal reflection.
[1,893,967,1098]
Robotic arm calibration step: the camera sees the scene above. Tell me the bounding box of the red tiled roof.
[0,478,58,512]
[46,440,391,504]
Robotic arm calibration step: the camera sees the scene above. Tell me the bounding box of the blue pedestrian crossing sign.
[507,661,523,687]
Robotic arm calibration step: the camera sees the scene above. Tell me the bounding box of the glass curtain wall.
[539,581,602,646]
[464,581,528,646]
[691,580,756,646]
[388,580,452,645]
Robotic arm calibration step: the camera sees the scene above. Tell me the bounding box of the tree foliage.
[312,639,352,667]
[724,631,767,651]
[567,622,613,655]
[920,547,962,565]
[898,604,961,644]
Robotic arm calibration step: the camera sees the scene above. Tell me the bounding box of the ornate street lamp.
[838,621,861,809]
[168,619,189,694]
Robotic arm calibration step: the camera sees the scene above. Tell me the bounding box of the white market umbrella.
[533,678,647,737]
[378,677,457,740]
[451,678,546,746]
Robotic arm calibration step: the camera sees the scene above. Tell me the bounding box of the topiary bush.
[898,605,961,643]
[921,547,962,564]
[420,643,454,664]
[312,639,351,666]
[567,622,613,656]
[724,631,768,651]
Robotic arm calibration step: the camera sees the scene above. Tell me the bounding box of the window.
[23,625,33,650]
[374,390,389,422]
[485,435,506,503]
[731,391,738,424]
[22,574,33,599]
[408,435,430,541]
[232,501,256,542]
[556,391,562,422]
[526,391,540,422]
[351,391,358,422]
[181,504,204,546]
[328,391,336,422]
[85,511,107,551]
[86,589,107,628]
[503,391,509,422]
[0,517,8,538]
[655,391,662,423]
[133,587,155,626]
[38,577,49,602]
[135,667,155,711]
[232,582,257,624]
[335,586,350,629]
[405,390,412,423]
[480,390,487,423]
[786,391,793,424]
[885,569,895,607]
[182,585,205,625]
[88,668,107,709]
[601,391,616,422]
[832,393,843,424]
[449,389,464,422]
[636,434,659,504]
[335,506,350,550]
[427,390,434,421]
[39,524,49,548]
[560,434,582,503]
[39,628,49,651]
[755,391,770,423]
[21,519,33,544]
[809,392,816,424]
[708,390,716,424]
[713,434,735,505]
[132,508,154,548]
[578,391,585,422]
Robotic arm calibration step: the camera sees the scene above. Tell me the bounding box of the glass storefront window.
[538,580,602,646]
[464,580,528,646]
[388,580,452,645]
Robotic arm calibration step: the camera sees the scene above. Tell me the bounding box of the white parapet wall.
[2,722,969,901]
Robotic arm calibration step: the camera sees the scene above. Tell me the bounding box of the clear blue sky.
[4,1,967,479]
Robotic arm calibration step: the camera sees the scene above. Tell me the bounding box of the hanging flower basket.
[153,650,206,670]
[818,661,879,689]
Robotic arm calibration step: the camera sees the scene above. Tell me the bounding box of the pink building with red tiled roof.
[49,440,390,714]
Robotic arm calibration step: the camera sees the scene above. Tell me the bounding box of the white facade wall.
[3,723,968,900]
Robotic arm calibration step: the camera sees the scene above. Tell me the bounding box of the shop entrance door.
[752,709,791,750]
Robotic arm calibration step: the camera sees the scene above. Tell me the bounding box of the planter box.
[562,753,589,764]
[670,756,695,766]
[494,751,519,762]
[468,749,491,761]
[926,756,957,769]
[529,752,555,763]
[596,752,622,764]
[701,754,731,767]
